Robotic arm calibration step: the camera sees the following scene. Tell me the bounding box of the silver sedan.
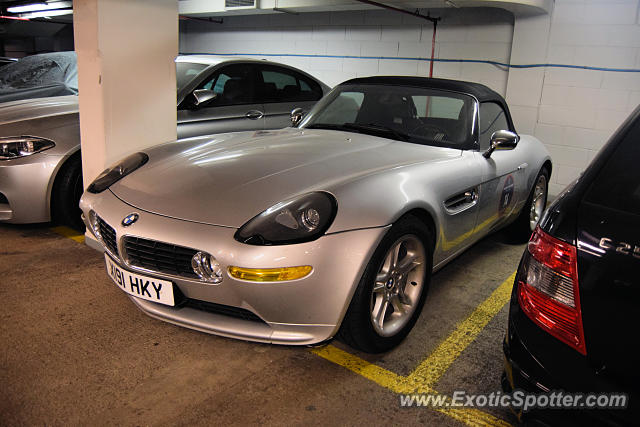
[0,53,329,228]
[80,77,551,353]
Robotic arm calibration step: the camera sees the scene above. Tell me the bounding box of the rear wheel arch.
[541,160,552,183]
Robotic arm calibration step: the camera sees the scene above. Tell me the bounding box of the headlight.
[235,192,337,245]
[88,210,101,240]
[87,152,149,193]
[0,136,55,160]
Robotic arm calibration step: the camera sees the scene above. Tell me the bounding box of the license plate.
[104,254,175,306]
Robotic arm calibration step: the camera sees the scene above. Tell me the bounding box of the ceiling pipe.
[354,0,440,24]
[273,8,299,15]
[179,15,223,24]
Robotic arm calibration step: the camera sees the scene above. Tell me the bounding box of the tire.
[508,167,549,242]
[338,215,433,353]
[51,153,85,231]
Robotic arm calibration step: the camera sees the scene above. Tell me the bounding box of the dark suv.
[503,104,640,425]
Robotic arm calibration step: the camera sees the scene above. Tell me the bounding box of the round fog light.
[88,210,101,241]
[191,251,223,284]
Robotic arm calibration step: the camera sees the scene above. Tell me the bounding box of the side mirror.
[192,89,217,108]
[290,107,305,127]
[483,130,520,158]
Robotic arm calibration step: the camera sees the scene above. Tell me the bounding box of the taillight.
[517,226,587,355]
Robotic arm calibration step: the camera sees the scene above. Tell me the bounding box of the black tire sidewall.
[525,168,550,233]
[52,153,84,231]
[509,167,549,242]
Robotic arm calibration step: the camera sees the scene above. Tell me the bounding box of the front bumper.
[81,189,388,345]
[0,153,64,223]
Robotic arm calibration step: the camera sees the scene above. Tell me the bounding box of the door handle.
[245,110,264,120]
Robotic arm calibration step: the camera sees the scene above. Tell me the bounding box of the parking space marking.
[311,272,517,427]
[312,345,413,393]
[313,345,511,427]
[407,272,516,390]
[51,226,85,243]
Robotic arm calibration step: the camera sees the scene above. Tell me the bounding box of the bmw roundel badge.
[122,213,139,227]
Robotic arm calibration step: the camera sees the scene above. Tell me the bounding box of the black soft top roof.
[341,76,515,131]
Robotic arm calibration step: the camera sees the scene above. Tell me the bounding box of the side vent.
[225,0,257,9]
[444,188,478,214]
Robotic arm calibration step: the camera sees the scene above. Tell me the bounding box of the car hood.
[110,128,459,227]
[0,95,78,125]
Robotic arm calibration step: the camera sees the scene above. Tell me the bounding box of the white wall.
[532,0,640,196]
[180,8,514,95]
[180,2,640,197]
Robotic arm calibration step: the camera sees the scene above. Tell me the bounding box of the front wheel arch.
[338,214,434,353]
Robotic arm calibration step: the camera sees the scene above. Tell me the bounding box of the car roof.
[341,75,515,131]
[176,54,279,67]
[341,76,505,104]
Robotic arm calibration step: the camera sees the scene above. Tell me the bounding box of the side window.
[412,96,464,120]
[479,102,509,151]
[196,64,256,107]
[258,66,323,103]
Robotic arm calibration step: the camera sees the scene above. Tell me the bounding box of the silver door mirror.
[483,130,520,158]
[290,107,305,127]
[192,89,217,107]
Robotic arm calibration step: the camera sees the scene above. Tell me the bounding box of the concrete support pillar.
[505,11,552,135]
[73,0,178,187]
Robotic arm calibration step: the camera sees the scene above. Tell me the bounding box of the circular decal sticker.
[499,175,514,215]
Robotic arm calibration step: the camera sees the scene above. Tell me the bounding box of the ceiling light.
[7,1,72,13]
[19,8,73,18]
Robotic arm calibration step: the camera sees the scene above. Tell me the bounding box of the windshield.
[176,62,208,90]
[0,52,78,104]
[300,84,476,148]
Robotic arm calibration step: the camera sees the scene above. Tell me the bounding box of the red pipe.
[429,20,437,78]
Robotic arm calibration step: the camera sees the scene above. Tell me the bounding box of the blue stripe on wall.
[181,52,640,73]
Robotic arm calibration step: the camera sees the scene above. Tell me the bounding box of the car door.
[256,65,324,130]
[177,63,265,139]
[411,93,482,264]
[474,102,527,236]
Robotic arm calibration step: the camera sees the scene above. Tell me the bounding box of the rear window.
[584,115,640,215]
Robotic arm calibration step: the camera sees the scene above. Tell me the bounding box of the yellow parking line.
[51,226,85,244]
[311,272,517,427]
[312,345,511,427]
[406,272,516,390]
[311,345,415,394]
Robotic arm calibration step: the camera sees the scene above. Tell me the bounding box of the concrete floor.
[1,223,526,426]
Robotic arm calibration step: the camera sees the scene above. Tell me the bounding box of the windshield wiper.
[305,123,348,131]
[342,122,410,142]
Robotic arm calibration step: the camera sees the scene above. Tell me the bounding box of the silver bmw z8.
[80,77,551,353]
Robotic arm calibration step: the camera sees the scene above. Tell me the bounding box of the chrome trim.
[443,187,479,215]
[119,234,208,284]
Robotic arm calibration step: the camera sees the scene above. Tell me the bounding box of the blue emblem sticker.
[122,213,139,227]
